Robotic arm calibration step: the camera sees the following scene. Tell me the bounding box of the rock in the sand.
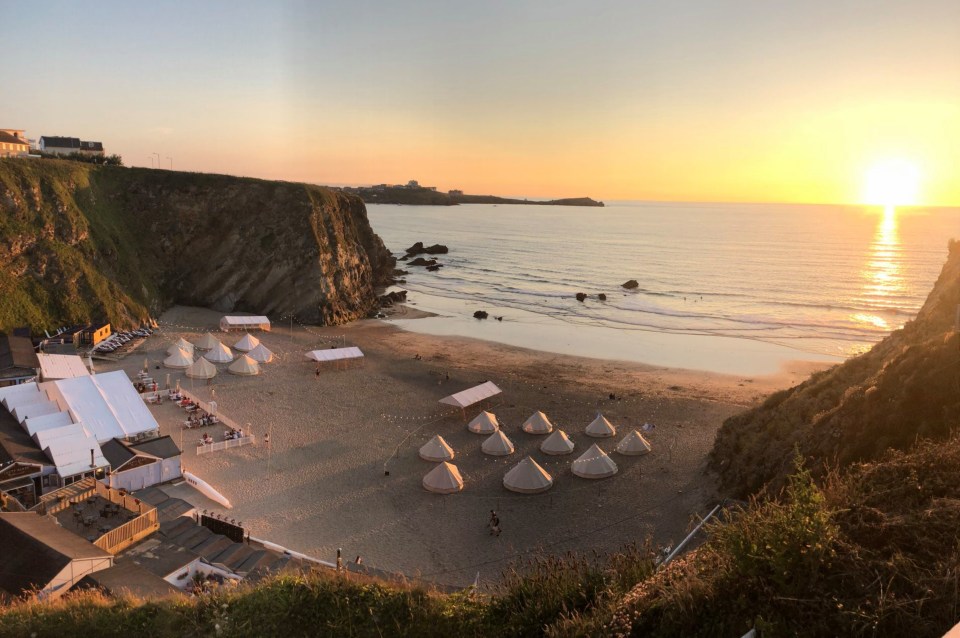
[622,280,639,289]
[598,293,607,301]
[474,310,489,319]
[424,244,448,254]
[576,292,587,302]
[426,264,442,272]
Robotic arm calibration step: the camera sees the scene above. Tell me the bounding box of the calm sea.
[367,202,960,374]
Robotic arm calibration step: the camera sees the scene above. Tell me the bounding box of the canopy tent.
[585,413,617,438]
[439,381,502,418]
[467,411,499,434]
[0,382,41,409]
[36,354,90,381]
[419,435,455,462]
[503,457,554,494]
[540,429,575,456]
[522,411,554,435]
[23,411,74,436]
[3,388,46,412]
[220,315,271,331]
[163,348,193,369]
[193,333,221,350]
[233,334,260,352]
[12,400,60,424]
[228,355,260,376]
[423,462,464,494]
[572,443,619,479]
[33,423,83,449]
[481,430,515,456]
[167,338,194,356]
[40,370,161,443]
[304,347,364,369]
[41,430,108,479]
[616,430,652,456]
[203,342,234,364]
[246,344,274,364]
[185,357,217,380]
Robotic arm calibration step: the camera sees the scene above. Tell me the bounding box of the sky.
[4,0,960,204]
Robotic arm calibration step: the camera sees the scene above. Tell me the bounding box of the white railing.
[196,435,256,455]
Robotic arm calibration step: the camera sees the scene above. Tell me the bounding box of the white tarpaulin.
[36,354,90,381]
[305,347,364,362]
[12,400,60,424]
[40,370,160,443]
[439,381,502,409]
[2,388,45,411]
[0,382,40,409]
[220,315,271,331]
[23,411,74,436]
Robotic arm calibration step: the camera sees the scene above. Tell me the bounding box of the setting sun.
[863,159,922,207]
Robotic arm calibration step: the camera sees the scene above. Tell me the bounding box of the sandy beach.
[101,305,827,587]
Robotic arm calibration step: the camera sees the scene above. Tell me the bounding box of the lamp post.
[147,156,155,168]
[167,156,173,170]
[152,152,161,168]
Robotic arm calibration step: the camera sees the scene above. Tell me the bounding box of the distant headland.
[343,180,604,207]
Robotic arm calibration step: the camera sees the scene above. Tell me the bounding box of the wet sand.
[103,305,827,587]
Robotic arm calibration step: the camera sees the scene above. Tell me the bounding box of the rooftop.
[118,537,200,579]
[78,562,182,599]
[129,436,181,460]
[0,334,39,371]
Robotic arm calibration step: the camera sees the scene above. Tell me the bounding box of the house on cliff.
[0,129,29,157]
[39,136,105,156]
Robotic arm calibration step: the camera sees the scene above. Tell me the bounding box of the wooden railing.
[196,435,256,455]
[35,477,97,515]
[94,506,159,554]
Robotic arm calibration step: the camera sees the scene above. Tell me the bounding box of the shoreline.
[103,306,833,586]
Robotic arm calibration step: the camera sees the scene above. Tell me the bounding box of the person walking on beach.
[489,510,501,536]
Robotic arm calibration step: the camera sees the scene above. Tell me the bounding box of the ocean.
[367,202,960,375]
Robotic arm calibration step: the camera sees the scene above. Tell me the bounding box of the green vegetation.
[35,152,124,166]
[0,545,655,637]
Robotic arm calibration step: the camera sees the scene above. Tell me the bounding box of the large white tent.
[233,334,260,352]
[481,430,515,456]
[540,429,575,455]
[12,400,60,424]
[40,370,161,443]
[220,315,271,331]
[167,338,194,356]
[0,382,41,409]
[41,429,108,478]
[439,381,501,415]
[185,357,217,380]
[585,413,617,438]
[36,354,90,381]
[163,348,193,369]
[204,342,235,364]
[194,333,221,350]
[522,411,554,435]
[305,347,364,363]
[3,388,46,412]
[467,411,499,434]
[616,430,653,456]
[572,443,619,479]
[22,411,74,436]
[419,435,455,462]
[246,343,274,364]
[228,355,260,376]
[503,457,553,494]
[33,423,82,449]
[423,462,464,494]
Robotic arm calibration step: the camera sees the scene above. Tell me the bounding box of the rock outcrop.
[0,159,395,331]
[712,239,960,497]
[622,280,639,289]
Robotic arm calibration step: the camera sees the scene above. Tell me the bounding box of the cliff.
[0,159,395,332]
[711,238,960,497]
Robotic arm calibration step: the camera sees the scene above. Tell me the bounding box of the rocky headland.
[0,159,395,331]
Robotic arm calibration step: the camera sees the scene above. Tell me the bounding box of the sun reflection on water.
[854,205,904,331]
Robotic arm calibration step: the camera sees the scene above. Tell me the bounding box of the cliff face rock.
[712,239,960,498]
[0,159,395,331]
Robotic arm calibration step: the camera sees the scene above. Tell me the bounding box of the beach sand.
[103,305,826,587]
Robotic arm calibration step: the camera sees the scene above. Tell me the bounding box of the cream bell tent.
[572,443,619,479]
[233,334,260,352]
[423,461,464,494]
[481,430,515,456]
[163,348,193,370]
[585,413,617,438]
[185,357,217,380]
[616,430,653,456]
[540,429,575,455]
[167,338,194,356]
[228,355,260,376]
[194,333,221,350]
[204,342,234,364]
[468,411,499,434]
[419,434,455,462]
[503,456,553,494]
[522,411,553,435]
[246,344,274,364]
